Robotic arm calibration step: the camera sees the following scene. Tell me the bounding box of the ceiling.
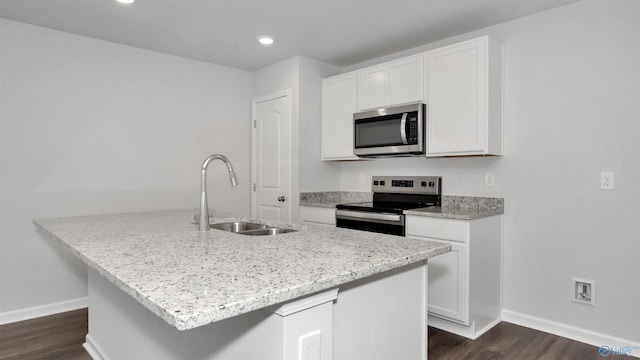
[0,0,579,71]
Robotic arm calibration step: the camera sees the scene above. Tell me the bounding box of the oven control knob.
[421,181,427,187]
[373,180,379,185]
[380,181,385,186]
[428,181,435,187]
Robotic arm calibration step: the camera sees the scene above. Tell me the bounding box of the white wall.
[297,57,342,191]
[252,56,341,222]
[0,19,252,314]
[339,0,640,343]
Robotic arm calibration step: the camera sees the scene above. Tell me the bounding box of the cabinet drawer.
[406,216,467,242]
[300,206,336,226]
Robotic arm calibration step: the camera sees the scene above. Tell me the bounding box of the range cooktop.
[336,176,442,214]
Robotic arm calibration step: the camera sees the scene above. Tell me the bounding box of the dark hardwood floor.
[0,308,601,359]
[0,309,90,360]
[428,322,601,360]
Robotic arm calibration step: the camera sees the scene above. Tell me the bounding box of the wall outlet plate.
[299,330,321,360]
[572,277,595,306]
[600,171,615,190]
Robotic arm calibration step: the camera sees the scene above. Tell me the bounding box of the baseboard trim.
[0,297,88,325]
[502,309,640,358]
[428,315,501,340]
[84,334,111,360]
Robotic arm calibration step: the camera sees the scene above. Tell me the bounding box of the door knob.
[277,196,286,202]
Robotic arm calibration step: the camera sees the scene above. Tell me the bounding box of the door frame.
[251,89,293,221]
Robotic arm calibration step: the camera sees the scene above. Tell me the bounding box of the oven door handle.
[336,209,403,223]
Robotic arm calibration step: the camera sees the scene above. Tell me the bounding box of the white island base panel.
[84,261,427,360]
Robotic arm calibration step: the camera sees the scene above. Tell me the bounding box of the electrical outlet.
[572,277,595,306]
[600,171,615,190]
[299,330,321,360]
[485,173,495,186]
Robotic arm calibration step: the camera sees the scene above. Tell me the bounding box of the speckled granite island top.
[34,209,450,331]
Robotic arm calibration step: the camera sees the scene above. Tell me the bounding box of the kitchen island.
[35,209,450,360]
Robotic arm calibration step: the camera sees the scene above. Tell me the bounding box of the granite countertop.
[301,192,504,220]
[34,209,450,331]
[406,195,504,220]
[299,191,372,208]
[403,206,503,220]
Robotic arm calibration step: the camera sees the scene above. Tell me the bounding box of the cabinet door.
[357,65,388,111]
[321,72,359,160]
[427,241,469,325]
[426,38,487,156]
[388,54,424,106]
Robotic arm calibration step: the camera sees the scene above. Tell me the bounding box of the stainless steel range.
[336,176,441,236]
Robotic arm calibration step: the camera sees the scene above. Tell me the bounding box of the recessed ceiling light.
[117,0,135,4]
[258,36,274,46]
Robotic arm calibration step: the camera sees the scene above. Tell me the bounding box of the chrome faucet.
[199,154,239,232]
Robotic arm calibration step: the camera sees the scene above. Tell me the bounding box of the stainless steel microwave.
[353,103,426,157]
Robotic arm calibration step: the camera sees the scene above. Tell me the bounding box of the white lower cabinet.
[300,206,336,226]
[334,262,427,360]
[427,241,468,324]
[406,215,502,339]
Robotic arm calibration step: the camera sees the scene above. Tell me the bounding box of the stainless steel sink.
[238,228,297,236]
[209,222,267,232]
[209,222,296,236]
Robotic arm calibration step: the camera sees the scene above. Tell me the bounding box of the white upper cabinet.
[389,55,425,106]
[357,54,424,111]
[321,36,503,161]
[357,66,387,111]
[321,72,359,160]
[425,36,503,156]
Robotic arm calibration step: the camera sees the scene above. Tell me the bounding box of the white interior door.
[252,92,291,222]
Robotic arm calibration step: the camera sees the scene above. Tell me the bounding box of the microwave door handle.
[400,113,408,144]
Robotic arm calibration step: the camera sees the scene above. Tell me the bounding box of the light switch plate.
[485,173,495,186]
